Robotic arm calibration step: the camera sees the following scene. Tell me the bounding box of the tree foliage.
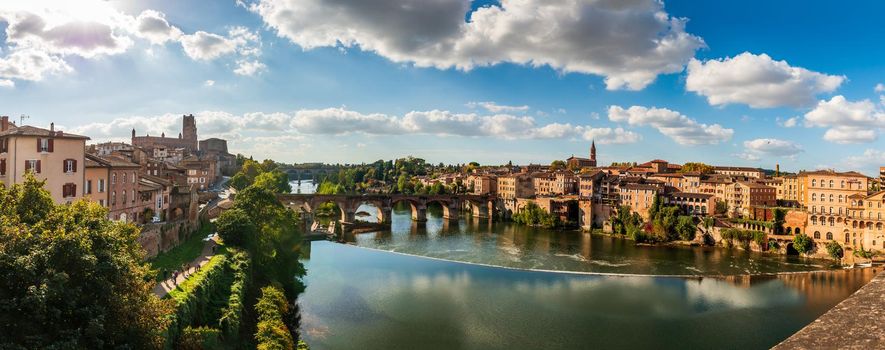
[826,241,844,260]
[792,233,814,255]
[512,201,560,228]
[0,174,170,349]
[679,162,715,174]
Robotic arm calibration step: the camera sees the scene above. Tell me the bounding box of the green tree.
[715,200,728,216]
[676,216,697,241]
[826,241,844,260]
[0,175,170,349]
[253,170,293,194]
[679,162,715,174]
[773,208,787,235]
[229,172,252,191]
[792,233,814,255]
[216,208,258,248]
[512,201,561,229]
[550,160,567,171]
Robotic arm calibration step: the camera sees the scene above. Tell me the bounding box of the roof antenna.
[19,114,29,126]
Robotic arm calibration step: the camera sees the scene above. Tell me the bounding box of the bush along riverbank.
[162,160,311,349]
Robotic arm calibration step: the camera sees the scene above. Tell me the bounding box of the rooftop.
[0,125,90,140]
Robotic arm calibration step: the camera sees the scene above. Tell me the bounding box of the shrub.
[219,251,251,341]
[792,233,814,255]
[255,286,295,350]
[165,254,229,347]
[179,326,222,350]
[826,241,844,260]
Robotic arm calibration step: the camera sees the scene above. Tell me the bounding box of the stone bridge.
[276,193,500,225]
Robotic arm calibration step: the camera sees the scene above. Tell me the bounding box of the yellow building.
[802,170,869,246]
[0,117,89,203]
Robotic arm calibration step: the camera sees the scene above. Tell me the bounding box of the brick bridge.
[276,193,500,225]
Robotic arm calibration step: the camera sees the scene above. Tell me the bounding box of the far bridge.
[276,194,500,227]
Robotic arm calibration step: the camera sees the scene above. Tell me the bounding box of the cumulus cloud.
[739,138,803,161]
[71,107,640,145]
[134,10,182,45]
[0,3,265,85]
[0,47,72,81]
[466,101,530,113]
[234,59,267,76]
[781,117,799,128]
[607,105,733,145]
[204,80,215,87]
[875,83,885,93]
[180,31,240,60]
[803,95,885,143]
[0,79,13,88]
[248,0,704,90]
[842,149,885,176]
[686,52,844,108]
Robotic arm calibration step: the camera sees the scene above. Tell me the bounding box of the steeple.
[590,140,596,161]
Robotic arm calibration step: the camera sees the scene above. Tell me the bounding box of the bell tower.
[182,114,198,151]
[590,140,597,166]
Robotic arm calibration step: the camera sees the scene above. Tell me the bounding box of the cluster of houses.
[420,142,885,255]
[0,115,235,256]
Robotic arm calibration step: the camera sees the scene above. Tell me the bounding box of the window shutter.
[73,159,77,172]
[62,184,68,198]
[37,139,41,152]
[48,139,54,152]
[36,160,41,173]
[72,184,77,197]
[24,160,31,172]
[0,159,5,175]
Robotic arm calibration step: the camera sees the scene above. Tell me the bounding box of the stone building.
[619,183,664,220]
[131,114,198,154]
[803,170,869,246]
[86,154,146,222]
[0,117,89,203]
[566,141,597,169]
[713,166,765,179]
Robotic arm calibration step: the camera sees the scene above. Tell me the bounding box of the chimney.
[50,122,55,133]
[1,116,7,131]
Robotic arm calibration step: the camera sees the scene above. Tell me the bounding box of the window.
[25,159,40,173]
[112,191,116,205]
[812,193,817,201]
[838,194,843,203]
[0,158,5,176]
[131,189,135,203]
[131,172,135,183]
[99,199,105,207]
[829,194,834,202]
[62,183,76,198]
[112,172,117,184]
[85,180,92,194]
[840,180,845,188]
[63,159,76,173]
[829,180,834,188]
[812,179,817,187]
[0,138,7,153]
[98,179,105,192]
[122,191,127,204]
[38,138,51,152]
[814,231,821,239]
[826,232,833,240]
[122,172,126,183]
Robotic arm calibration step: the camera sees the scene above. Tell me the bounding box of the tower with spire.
[589,140,597,167]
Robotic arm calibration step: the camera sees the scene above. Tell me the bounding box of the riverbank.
[774,268,885,349]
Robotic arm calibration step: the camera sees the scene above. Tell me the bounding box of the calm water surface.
[298,204,877,349]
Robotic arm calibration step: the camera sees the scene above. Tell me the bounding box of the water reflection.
[300,241,876,350]
[338,202,835,276]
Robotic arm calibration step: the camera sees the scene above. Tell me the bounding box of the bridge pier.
[443,203,460,221]
[379,206,392,224]
[412,204,427,222]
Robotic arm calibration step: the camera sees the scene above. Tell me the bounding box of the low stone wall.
[774,269,885,349]
[138,219,201,258]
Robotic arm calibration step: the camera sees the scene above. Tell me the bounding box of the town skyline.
[1,0,884,174]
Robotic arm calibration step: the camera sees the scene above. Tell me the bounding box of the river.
[297,203,878,349]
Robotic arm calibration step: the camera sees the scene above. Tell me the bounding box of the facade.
[84,154,109,207]
[667,192,715,216]
[0,117,89,203]
[90,141,133,156]
[469,174,498,195]
[713,166,764,179]
[131,114,198,154]
[95,154,146,222]
[498,173,533,200]
[619,183,664,220]
[776,175,801,204]
[803,170,869,246]
[180,156,216,191]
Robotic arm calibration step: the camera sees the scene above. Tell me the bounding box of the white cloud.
[842,149,885,176]
[249,0,704,90]
[234,59,266,76]
[72,107,640,145]
[875,83,885,93]
[0,79,13,88]
[607,105,733,145]
[0,47,72,81]
[180,31,239,61]
[781,117,799,128]
[466,101,529,113]
[803,95,885,143]
[0,6,133,58]
[204,80,215,87]
[741,138,803,160]
[134,10,182,45]
[685,52,844,108]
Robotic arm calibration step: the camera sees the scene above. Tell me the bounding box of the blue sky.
[0,0,883,175]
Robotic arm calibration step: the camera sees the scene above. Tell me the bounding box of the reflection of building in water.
[777,268,878,308]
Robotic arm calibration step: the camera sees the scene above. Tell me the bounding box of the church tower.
[182,114,198,152]
[590,140,597,166]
